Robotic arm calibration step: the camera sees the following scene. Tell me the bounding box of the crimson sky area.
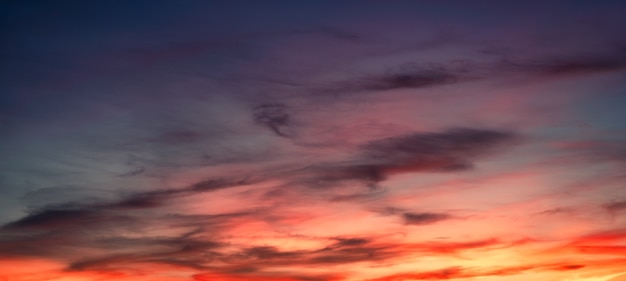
[1,1,626,281]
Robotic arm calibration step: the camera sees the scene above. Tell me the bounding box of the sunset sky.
[1,1,626,281]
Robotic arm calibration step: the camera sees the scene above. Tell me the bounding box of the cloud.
[243,246,301,260]
[109,176,254,209]
[308,245,386,264]
[333,238,370,247]
[253,103,292,138]
[303,128,517,188]
[360,128,517,173]
[111,194,165,209]
[216,241,394,267]
[314,63,465,97]
[3,209,99,230]
[312,50,626,99]
[355,66,459,92]
[0,176,260,263]
[66,235,223,271]
[403,212,452,226]
[606,200,626,216]
[507,54,626,77]
[554,264,586,270]
[0,209,249,270]
[273,127,518,209]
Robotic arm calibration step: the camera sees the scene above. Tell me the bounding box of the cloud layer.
[1,1,626,281]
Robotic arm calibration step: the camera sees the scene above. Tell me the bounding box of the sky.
[1,1,626,281]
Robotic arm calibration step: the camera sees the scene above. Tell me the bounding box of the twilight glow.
[1,1,626,281]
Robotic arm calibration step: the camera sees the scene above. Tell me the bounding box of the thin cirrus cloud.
[1,1,626,281]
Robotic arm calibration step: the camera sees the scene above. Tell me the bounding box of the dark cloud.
[305,128,517,188]
[329,189,386,202]
[253,103,292,138]
[317,50,626,98]
[361,127,516,172]
[107,183,225,210]
[363,128,515,160]
[0,229,90,258]
[67,236,223,271]
[220,242,391,266]
[403,212,452,226]
[18,186,114,212]
[334,238,370,247]
[243,246,300,260]
[358,68,459,91]
[606,200,626,215]
[540,58,626,76]
[2,209,95,230]
[111,194,165,209]
[0,204,515,279]
[67,254,145,271]
[220,266,259,274]
[281,128,517,201]
[313,51,626,99]
[110,176,253,209]
[555,264,585,270]
[212,237,505,270]
[300,164,386,189]
[0,176,258,262]
[377,207,405,216]
[0,207,248,268]
[536,207,571,216]
[118,166,145,177]
[190,177,251,192]
[0,208,148,259]
[319,63,463,96]
[308,248,379,264]
[505,53,626,77]
[219,237,505,268]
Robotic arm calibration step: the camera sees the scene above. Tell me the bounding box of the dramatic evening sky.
[2,1,626,281]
